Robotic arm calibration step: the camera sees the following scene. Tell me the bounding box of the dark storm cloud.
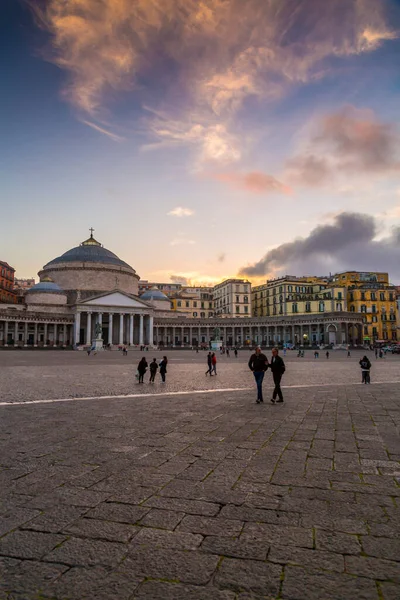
[239,212,400,281]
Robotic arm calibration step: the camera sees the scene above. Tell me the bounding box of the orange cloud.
[286,105,400,186]
[212,171,292,195]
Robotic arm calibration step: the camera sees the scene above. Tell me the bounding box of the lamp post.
[303,333,308,347]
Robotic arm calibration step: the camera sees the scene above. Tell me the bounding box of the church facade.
[0,233,364,348]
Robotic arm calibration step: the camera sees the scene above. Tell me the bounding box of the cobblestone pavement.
[0,359,399,599]
[1,349,400,403]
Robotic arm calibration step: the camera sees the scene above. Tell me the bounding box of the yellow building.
[331,272,398,343]
[171,292,214,318]
[252,276,346,318]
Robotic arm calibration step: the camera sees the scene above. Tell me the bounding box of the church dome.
[44,232,133,271]
[38,231,140,296]
[27,278,64,293]
[140,286,170,301]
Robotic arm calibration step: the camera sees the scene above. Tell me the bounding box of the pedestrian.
[87,348,91,356]
[268,347,285,403]
[159,356,168,383]
[359,355,371,384]
[149,358,158,382]
[211,352,217,375]
[205,352,213,376]
[122,346,128,356]
[248,346,269,404]
[375,348,378,359]
[347,350,351,358]
[283,347,287,356]
[379,349,383,359]
[226,348,230,357]
[234,348,238,358]
[326,351,329,359]
[137,357,148,383]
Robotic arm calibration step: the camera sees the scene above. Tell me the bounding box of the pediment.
[81,291,150,309]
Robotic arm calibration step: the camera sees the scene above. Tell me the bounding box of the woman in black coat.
[137,357,148,383]
[159,356,168,383]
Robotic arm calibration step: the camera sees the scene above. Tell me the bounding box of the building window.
[305,302,311,312]
[338,292,342,300]
[244,296,248,303]
[236,306,240,313]
[371,292,376,300]
[193,312,198,317]
[236,295,239,302]
[185,301,190,308]
[288,285,292,292]
[380,292,385,301]
[200,312,205,318]
[389,293,394,301]
[372,316,377,322]
[177,301,182,307]
[292,303,298,313]
[349,292,354,301]
[360,305,367,313]
[361,292,365,300]
[319,302,325,312]
[372,304,376,313]
[336,303,342,311]
[193,301,197,307]
[273,306,277,315]
[244,306,248,313]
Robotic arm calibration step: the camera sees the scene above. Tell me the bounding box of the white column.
[86,312,92,345]
[149,315,154,346]
[63,324,67,347]
[14,321,18,347]
[129,314,134,345]
[74,313,81,345]
[24,322,28,347]
[44,323,48,347]
[119,313,124,345]
[109,313,113,345]
[53,323,57,346]
[139,314,144,345]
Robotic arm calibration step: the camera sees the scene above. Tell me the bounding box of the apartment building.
[213,279,252,317]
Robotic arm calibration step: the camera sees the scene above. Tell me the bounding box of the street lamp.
[303,333,308,347]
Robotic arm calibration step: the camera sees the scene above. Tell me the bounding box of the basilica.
[0,233,363,348]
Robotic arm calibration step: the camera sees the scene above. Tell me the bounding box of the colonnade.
[153,320,360,346]
[0,314,364,348]
[0,319,73,347]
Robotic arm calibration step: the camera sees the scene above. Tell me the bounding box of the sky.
[1,0,400,285]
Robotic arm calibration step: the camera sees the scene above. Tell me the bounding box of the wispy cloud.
[170,238,196,246]
[211,171,292,195]
[81,120,125,142]
[30,0,397,171]
[167,207,195,217]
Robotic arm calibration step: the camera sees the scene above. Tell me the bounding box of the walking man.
[248,346,268,404]
[268,348,285,403]
[205,352,213,375]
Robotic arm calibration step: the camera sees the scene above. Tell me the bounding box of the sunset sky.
[2,0,400,284]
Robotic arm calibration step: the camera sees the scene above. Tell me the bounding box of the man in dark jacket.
[268,348,285,403]
[248,346,269,404]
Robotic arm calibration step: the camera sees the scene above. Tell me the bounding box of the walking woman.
[159,356,168,383]
[137,357,148,383]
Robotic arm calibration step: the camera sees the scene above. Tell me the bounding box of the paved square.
[0,350,399,599]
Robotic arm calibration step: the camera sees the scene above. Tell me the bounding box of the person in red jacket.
[211,352,217,375]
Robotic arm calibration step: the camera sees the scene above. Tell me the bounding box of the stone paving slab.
[0,370,399,599]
